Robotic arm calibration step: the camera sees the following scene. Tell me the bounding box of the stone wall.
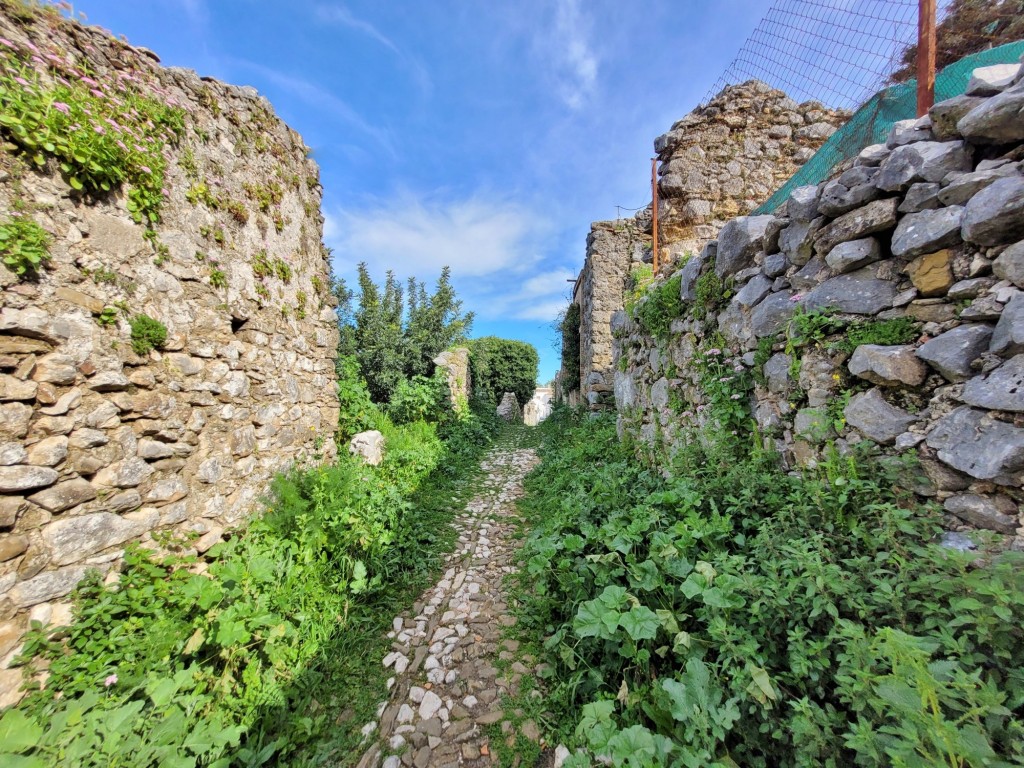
[0,8,339,666]
[573,220,647,409]
[613,60,1024,546]
[655,80,849,259]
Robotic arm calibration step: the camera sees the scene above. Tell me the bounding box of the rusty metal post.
[651,158,659,274]
[916,0,936,116]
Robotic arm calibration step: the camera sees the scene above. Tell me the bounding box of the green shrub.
[468,336,539,407]
[624,264,654,315]
[387,374,449,425]
[0,215,50,278]
[635,274,683,341]
[838,316,920,354]
[514,411,1024,767]
[128,314,167,355]
[336,355,385,441]
[693,270,732,319]
[560,303,582,395]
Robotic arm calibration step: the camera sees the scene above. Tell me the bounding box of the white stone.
[396,704,415,724]
[419,690,443,720]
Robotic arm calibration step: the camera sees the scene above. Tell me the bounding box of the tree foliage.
[560,302,581,395]
[469,336,539,407]
[337,263,474,403]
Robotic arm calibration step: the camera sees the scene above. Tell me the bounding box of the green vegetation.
[95,305,118,327]
[560,302,582,395]
[336,264,475,403]
[513,408,1024,768]
[128,314,167,356]
[838,315,920,354]
[635,274,683,342]
[624,264,654,314]
[0,36,184,228]
[693,270,731,320]
[3,394,504,767]
[0,215,49,278]
[468,336,540,407]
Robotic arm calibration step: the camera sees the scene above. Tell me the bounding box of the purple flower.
[52,101,70,114]
[90,88,104,98]
[14,76,28,87]
[104,673,118,687]
[0,37,15,48]
[789,293,804,303]
[80,75,98,86]
[139,165,152,174]
[93,125,105,135]
[706,348,721,356]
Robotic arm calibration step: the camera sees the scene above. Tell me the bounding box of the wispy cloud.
[538,0,599,110]
[327,193,547,280]
[314,4,432,95]
[227,58,395,155]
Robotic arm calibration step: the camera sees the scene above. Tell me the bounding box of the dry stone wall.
[655,80,848,261]
[613,59,1024,546]
[0,8,338,664]
[572,220,647,409]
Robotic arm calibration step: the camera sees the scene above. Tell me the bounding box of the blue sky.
[74,0,775,382]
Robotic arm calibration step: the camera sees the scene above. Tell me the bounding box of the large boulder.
[890,207,963,259]
[350,430,385,466]
[962,355,1024,412]
[929,94,985,140]
[814,198,899,255]
[943,493,1018,534]
[875,141,972,192]
[962,176,1024,246]
[714,216,775,277]
[926,406,1024,484]
[802,270,896,315]
[916,324,993,381]
[957,84,1024,144]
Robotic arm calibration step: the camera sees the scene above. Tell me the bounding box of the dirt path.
[354,444,541,768]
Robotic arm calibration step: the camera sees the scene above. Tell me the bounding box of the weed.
[128,313,167,355]
[0,215,49,278]
[635,273,684,342]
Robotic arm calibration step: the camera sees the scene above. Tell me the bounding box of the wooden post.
[916,0,936,116]
[651,158,659,274]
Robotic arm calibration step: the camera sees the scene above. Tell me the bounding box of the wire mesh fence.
[700,0,929,111]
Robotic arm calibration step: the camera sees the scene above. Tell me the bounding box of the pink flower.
[0,37,15,48]
[52,101,70,114]
[789,293,804,303]
[80,75,98,86]
[90,88,104,98]
[93,125,105,134]
[103,673,118,687]
[116,139,127,151]
[706,348,721,356]
[139,165,152,174]
[14,76,28,87]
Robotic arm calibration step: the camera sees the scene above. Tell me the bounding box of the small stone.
[419,690,443,720]
[943,493,1018,534]
[892,209,963,261]
[0,465,58,493]
[917,324,994,381]
[926,406,1024,484]
[962,355,1024,412]
[905,249,955,297]
[844,388,917,445]
[350,430,385,466]
[27,478,97,513]
[824,237,880,273]
[848,345,927,387]
[991,293,1024,355]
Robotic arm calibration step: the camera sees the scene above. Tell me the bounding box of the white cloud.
[328,194,547,280]
[227,58,395,154]
[314,4,432,95]
[538,0,599,110]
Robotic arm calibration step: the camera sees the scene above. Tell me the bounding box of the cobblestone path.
[354,445,541,768]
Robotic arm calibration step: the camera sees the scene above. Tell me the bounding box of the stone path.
[355,444,540,768]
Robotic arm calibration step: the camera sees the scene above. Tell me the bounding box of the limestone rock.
[939,168,1018,207]
[613,371,636,410]
[904,249,954,297]
[432,347,471,409]
[926,406,1024,484]
[824,237,880,273]
[943,494,1018,534]
[844,388,917,445]
[734,274,772,308]
[350,430,385,465]
[0,402,32,440]
[679,246,709,302]
[0,375,37,402]
[803,270,896,315]
[0,465,58,493]
[962,355,1024,411]
[0,442,27,465]
[891,208,963,260]
[93,457,155,488]
[42,512,147,566]
[8,565,91,607]
[991,293,1024,356]
[496,392,522,422]
[962,176,1024,246]
[26,435,68,467]
[714,215,774,277]
[916,324,993,381]
[898,183,941,213]
[786,185,821,221]
[929,94,985,140]
[957,85,1024,144]
[965,64,1021,96]
[855,143,890,167]
[848,345,927,387]
[814,198,899,255]
[87,371,131,392]
[752,291,798,338]
[993,240,1024,287]
[817,167,879,216]
[875,141,972,192]
[31,354,77,385]
[886,119,932,148]
[779,218,820,267]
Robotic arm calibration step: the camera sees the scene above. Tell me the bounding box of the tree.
[352,263,408,402]
[404,266,474,378]
[468,337,539,407]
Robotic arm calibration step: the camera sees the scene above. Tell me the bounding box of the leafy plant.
[693,270,731,320]
[388,374,449,425]
[209,267,226,289]
[128,314,167,355]
[635,274,683,342]
[560,302,582,395]
[95,305,118,327]
[837,316,920,355]
[469,336,540,407]
[0,215,49,278]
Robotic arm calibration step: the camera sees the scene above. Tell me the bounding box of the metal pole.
[916,0,936,116]
[651,158,659,274]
